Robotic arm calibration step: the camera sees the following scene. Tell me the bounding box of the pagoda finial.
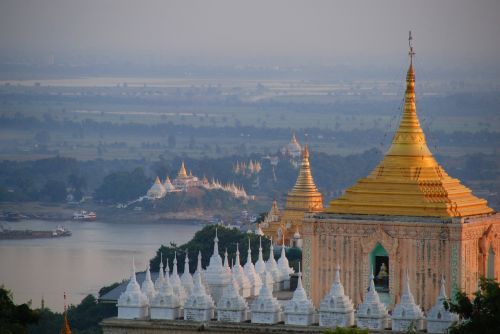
[408,30,415,64]
[61,292,72,334]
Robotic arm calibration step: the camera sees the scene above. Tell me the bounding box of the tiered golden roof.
[327,49,493,218]
[60,293,72,334]
[284,145,323,213]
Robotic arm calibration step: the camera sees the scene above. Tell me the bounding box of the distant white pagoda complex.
[231,243,251,298]
[284,265,316,326]
[319,265,355,328]
[427,277,459,333]
[146,161,250,200]
[243,238,262,296]
[181,252,194,295]
[117,259,149,320]
[391,271,425,332]
[217,274,250,323]
[356,270,390,330]
[204,229,231,305]
[150,260,182,320]
[250,271,283,324]
[184,253,215,321]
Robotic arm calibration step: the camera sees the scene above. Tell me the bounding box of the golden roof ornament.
[326,32,493,217]
[177,161,188,178]
[60,292,72,334]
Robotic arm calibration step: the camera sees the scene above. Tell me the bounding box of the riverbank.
[0,201,233,224]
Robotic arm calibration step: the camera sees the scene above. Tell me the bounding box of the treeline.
[1,114,499,150]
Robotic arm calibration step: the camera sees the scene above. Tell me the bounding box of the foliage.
[39,180,67,202]
[0,285,39,334]
[94,167,150,203]
[444,277,500,334]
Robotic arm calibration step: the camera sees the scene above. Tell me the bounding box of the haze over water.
[0,220,201,312]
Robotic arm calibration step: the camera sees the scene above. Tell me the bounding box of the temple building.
[281,133,302,160]
[302,37,500,311]
[261,145,323,246]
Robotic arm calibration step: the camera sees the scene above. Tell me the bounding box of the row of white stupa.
[116,230,458,334]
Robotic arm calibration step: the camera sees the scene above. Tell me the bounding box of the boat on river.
[0,225,72,240]
[73,210,97,221]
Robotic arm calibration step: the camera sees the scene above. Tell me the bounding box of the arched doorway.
[369,243,390,304]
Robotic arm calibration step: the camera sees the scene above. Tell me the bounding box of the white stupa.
[427,276,459,333]
[154,254,165,290]
[170,252,187,304]
[254,237,273,291]
[184,251,215,321]
[150,259,182,320]
[231,243,251,298]
[217,272,250,322]
[277,237,294,290]
[392,270,425,332]
[204,228,231,305]
[141,264,157,305]
[223,249,232,277]
[265,238,282,291]
[284,264,316,326]
[163,176,176,192]
[251,271,283,324]
[243,238,262,297]
[318,264,355,328]
[181,252,194,295]
[117,258,149,319]
[147,176,166,199]
[356,270,390,330]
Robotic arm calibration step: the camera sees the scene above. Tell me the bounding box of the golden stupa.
[280,145,324,238]
[327,47,493,218]
[177,161,188,178]
[261,144,324,243]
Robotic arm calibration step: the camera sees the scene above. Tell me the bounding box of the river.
[0,219,201,312]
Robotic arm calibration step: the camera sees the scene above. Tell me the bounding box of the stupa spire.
[327,32,493,218]
[60,292,72,334]
[155,253,165,289]
[178,161,188,178]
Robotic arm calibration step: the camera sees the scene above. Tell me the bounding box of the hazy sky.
[1,0,500,68]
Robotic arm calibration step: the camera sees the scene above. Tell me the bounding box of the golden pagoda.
[326,44,493,218]
[262,145,323,244]
[177,161,188,179]
[60,293,72,334]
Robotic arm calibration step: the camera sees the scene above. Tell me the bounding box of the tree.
[445,277,500,334]
[0,286,39,334]
[94,167,150,203]
[39,180,67,202]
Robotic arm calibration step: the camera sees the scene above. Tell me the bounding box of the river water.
[0,220,201,312]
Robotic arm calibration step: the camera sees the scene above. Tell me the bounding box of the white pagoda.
[284,264,316,326]
[184,252,215,321]
[250,271,283,324]
[140,264,157,306]
[217,273,250,322]
[392,270,425,332]
[277,239,294,290]
[154,254,165,290]
[150,260,182,320]
[356,270,390,330]
[243,238,262,296]
[147,176,166,199]
[117,259,149,320]
[254,237,273,291]
[427,276,459,333]
[265,239,282,291]
[181,252,194,295]
[204,228,231,305]
[231,243,251,298]
[170,253,187,304]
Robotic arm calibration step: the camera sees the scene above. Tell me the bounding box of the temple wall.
[302,213,500,311]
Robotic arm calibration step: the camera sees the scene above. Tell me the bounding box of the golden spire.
[285,144,323,212]
[326,32,493,218]
[177,161,188,178]
[60,292,72,334]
